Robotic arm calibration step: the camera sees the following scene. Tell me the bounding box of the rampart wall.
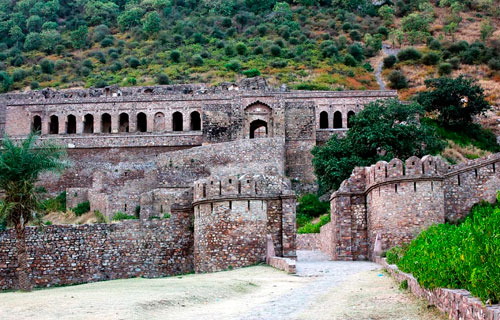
[327,153,500,261]
[193,174,296,272]
[0,209,193,290]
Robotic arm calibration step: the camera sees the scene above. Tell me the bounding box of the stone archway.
[250,120,268,139]
[244,102,273,139]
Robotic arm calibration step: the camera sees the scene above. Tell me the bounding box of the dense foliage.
[112,211,138,220]
[73,201,91,216]
[39,191,67,212]
[416,76,491,127]
[312,98,444,192]
[387,197,500,304]
[297,213,330,234]
[0,0,394,92]
[296,193,330,228]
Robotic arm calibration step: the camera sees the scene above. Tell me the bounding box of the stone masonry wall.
[329,153,500,261]
[0,209,193,290]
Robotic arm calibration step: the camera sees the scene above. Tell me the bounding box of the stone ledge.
[267,256,296,274]
[377,258,500,320]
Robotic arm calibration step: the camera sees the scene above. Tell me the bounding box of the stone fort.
[1,78,499,290]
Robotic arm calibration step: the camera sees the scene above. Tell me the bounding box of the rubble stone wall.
[0,210,193,290]
[328,154,500,261]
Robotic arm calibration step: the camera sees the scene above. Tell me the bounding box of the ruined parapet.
[0,97,5,135]
[139,188,192,219]
[193,174,296,273]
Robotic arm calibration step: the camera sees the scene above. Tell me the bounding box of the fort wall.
[0,210,193,290]
[327,153,500,261]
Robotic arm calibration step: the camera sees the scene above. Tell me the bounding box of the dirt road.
[0,251,445,320]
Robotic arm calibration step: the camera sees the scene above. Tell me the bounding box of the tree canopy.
[312,99,445,193]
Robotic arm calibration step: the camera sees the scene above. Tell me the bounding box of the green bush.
[170,50,181,63]
[397,47,422,61]
[421,52,440,65]
[40,191,67,213]
[297,213,331,234]
[270,45,281,57]
[383,55,397,68]
[242,68,261,77]
[385,245,407,265]
[94,210,107,223]
[395,197,500,303]
[235,42,248,55]
[162,213,171,219]
[489,58,500,71]
[112,211,138,221]
[388,70,408,89]
[438,62,452,76]
[191,55,204,66]
[40,59,55,74]
[225,60,242,72]
[73,201,90,216]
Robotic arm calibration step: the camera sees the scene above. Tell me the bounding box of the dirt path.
[0,251,445,320]
[375,45,401,90]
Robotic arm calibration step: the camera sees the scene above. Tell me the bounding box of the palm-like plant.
[0,133,68,291]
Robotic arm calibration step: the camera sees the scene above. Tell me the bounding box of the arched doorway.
[49,115,59,134]
[32,115,41,133]
[154,112,165,132]
[172,112,183,131]
[137,112,147,132]
[250,120,268,139]
[119,113,129,132]
[190,111,201,131]
[319,111,329,129]
[66,115,76,134]
[333,111,342,129]
[83,114,94,133]
[101,113,112,133]
[347,111,355,128]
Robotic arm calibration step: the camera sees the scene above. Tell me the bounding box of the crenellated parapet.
[328,152,500,262]
[193,174,296,273]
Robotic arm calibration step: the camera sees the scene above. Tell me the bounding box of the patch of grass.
[399,279,408,290]
[297,213,331,234]
[73,201,90,217]
[112,211,138,221]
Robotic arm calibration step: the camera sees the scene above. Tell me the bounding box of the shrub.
[385,245,406,264]
[44,220,52,226]
[225,60,242,72]
[40,59,55,74]
[347,43,364,61]
[428,39,441,50]
[397,47,422,61]
[270,45,282,57]
[343,54,357,67]
[448,57,460,69]
[225,45,236,57]
[242,68,261,77]
[438,62,452,76]
[349,30,361,41]
[383,55,397,68]
[30,81,40,90]
[127,57,140,68]
[39,191,67,213]
[191,55,203,66]
[254,46,264,55]
[235,42,247,55]
[12,69,27,82]
[421,52,440,65]
[94,210,107,223]
[100,36,115,47]
[388,70,408,89]
[377,26,389,37]
[488,58,500,71]
[396,198,500,303]
[297,194,329,218]
[157,73,170,85]
[94,79,108,88]
[170,50,181,62]
[162,213,171,219]
[297,214,331,234]
[270,59,288,68]
[73,201,90,216]
[112,211,138,221]
[399,280,408,290]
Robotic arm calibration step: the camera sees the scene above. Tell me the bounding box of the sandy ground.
[0,251,446,320]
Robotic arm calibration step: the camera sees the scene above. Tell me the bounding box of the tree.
[26,15,43,33]
[312,99,444,192]
[416,76,490,127]
[0,71,13,93]
[388,70,408,89]
[70,25,88,50]
[142,11,161,35]
[24,33,42,51]
[40,29,61,53]
[0,134,67,291]
[118,7,145,31]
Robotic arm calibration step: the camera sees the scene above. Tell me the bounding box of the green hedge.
[388,197,500,303]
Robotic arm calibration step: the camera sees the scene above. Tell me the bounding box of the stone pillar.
[129,114,137,133]
[77,115,84,134]
[147,112,154,133]
[111,113,119,133]
[331,194,353,261]
[41,116,49,135]
[183,112,189,132]
[281,196,296,258]
[58,116,65,134]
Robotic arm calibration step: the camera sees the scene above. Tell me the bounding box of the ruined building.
[0,79,397,289]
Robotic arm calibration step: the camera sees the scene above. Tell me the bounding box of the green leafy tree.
[70,25,88,50]
[84,0,119,26]
[26,15,43,33]
[142,11,161,35]
[312,99,444,192]
[0,134,67,291]
[40,29,61,53]
[245,0,277,12]
[23,33,42,51]
[118,7,145,31]
[416,76,490,127]
[0,71,13,93]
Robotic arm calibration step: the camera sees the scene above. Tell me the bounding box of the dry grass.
[442,141,491,163]
[43,210,98,225]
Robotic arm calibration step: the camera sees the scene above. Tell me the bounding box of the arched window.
[83,114,94,133]
[250,120,268,139]
[101,113,112,133]
[190,111,201,131]
[173,112,183,131]
[333,111,342,129]
[347,111,355,128]
[119,113,129,133]
[154,112,165,132]
[137,112,147,132]
[66,115,76,134]
[49,115,59,134]
[319,111,328,129]
[32,115,41,133]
